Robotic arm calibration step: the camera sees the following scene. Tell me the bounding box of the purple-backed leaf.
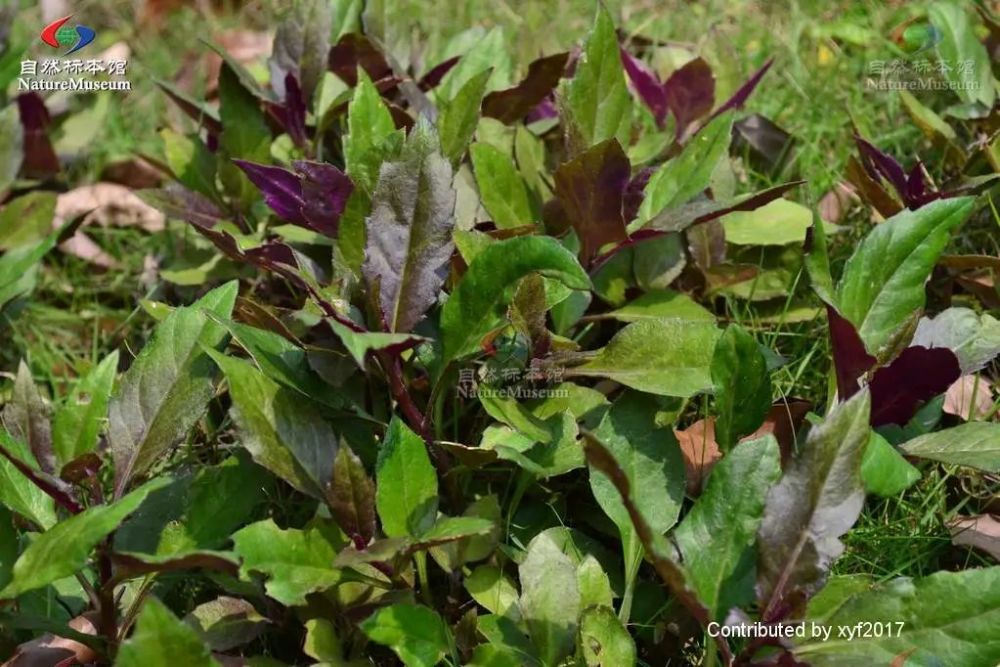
[419,55,461,91]
[623,167,654,223]
[482,52,569,124]
[733,114,795,174]
[328,33,393,87]
[553,138,630,262]
[525,96,558,123]
[827,303,876,400]
[15,93,59,178]
[855,135,908,202]
[869,346,961,427]
[709,58,773,121]
[363,121,456,333]
[284,73,308,148]
[326,447,377,546]
[662,57,715,138]
[233,160,304,223]
[620,47,668,126]
[294,161,353,237]
[641,180,805,233]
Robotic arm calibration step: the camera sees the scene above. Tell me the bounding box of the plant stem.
[618,545,642,624]
[415,552,433,607]
[96,539,117,656]
[0,442,82,514]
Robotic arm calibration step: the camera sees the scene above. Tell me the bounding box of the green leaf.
[576,556,614,609]
[0,509,16,591]
[328,319,427,368]
[560,5,632,150]
[836,197,974,356]
[439,69,492,166]
[160,129,217,201]
[721,198,813,246]
[0,228,63,313]
[470,142,534,229]
[806,210,835,304]
[361,603,451,667]
[578,606,636,667]
[518,530,581,666]
[795,567,1000,666]
[3,360,53,472]
[109,282,238,495]
[711,324,772,450]
[363,120,456,333]
[304,618,343,663]
[184,596,268,652]
[912,307,1000,374]
[217,317,341,407]
[375,417,438,538]
[0,430,56,530]
[344,70,401,196]
[440,236,590,364]
[568,319,719,396]
[674,435,782,620]
[211,352,336,500]
[638,112,733,223]
[0,191,57,251]
[928,2,995,108]
[52,351,119,465]
[900,422,1000,472]
[756,390,872,611]
[1,477,169,598]
[588,392,684,603]
[231,519,342,606]
[327,446,377,544]
[436,27,511,102]
[116,596,220,667]
[0,105,23,195]
[592,289,714,324]
[466,565,521,621]
[861,431,920,497]
[217,63,271,205]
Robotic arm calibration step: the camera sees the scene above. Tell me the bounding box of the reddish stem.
[0,443,82,514]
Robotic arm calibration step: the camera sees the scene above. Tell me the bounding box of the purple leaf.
[233,160,304,223]
[525,96,558,123]
[855,135,908,202]
[233,159,353,237]
[294,160,353,237]
[482,52,569,124]
[620,47,668,126]
[363,121,456,333]
[663,57,715,138]
[553,138,631,263]
[328,33,393,87]
[733,113,794,174]
[826,303,876,400]
[16,93,59,178]
[710,58,774,121]
[284,73,308,148]
[869,346,961,426]
[623,167,654,223]
[418,55,461,91]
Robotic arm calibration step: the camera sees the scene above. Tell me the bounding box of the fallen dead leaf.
[675,418,720,496]
[1,613,99,666]
[746,398,812,466]
[54,183,165,232]
[890,648,917,667]
[948,514,1000,561]
[100,157,166,189]
[943,375,995,421]
[818,181,858,224]
[59,232,119,269]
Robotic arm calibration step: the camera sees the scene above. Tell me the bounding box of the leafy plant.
[1,2,1000,667]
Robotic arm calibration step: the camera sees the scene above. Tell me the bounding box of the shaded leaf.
[826,304,876,400]
[868,346,960,427]
[327,446,376,545]
[185,596,268,652]
[483,52,568,124]
[3,361,53,473]
[269,0,331,103]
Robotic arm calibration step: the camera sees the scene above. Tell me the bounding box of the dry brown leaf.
[2,613,99,667]
[818,181,857,224]
[948,514,1000,561]
[890,648,917,667]
[943,375,995,421]
[746,398,812,466]
[100,158,165,189]
[675,418,720,496]
[54,183,165,233]
[58,233,119,269]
